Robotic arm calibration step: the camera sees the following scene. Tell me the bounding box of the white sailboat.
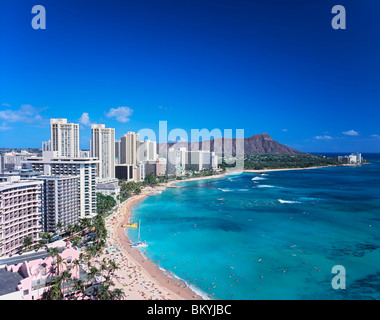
[130,219,148,248]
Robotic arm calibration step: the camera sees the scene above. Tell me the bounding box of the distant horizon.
[0,144,377,155]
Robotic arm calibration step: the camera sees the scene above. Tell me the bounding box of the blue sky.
[1,0,380,152]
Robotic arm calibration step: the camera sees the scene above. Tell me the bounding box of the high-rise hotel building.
[137,140,157,162]
[90,124,115,180]
[25,152,98,219]
[50,118,79,158]
[40,175,80,233]
[0,176,43,256]
[120,131,140,166]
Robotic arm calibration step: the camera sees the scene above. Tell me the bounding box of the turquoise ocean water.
[128,154,380,299]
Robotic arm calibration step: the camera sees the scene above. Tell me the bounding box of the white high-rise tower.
[91,124,115,179]
[120,131,140,166]
[50,118,79,158]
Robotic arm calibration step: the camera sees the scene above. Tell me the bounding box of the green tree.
[56,221,63,234]
[22,236,33,252]
[144,173,157,185]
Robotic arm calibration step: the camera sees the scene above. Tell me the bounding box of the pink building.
[0,176,43,256]
[0,243,82,300]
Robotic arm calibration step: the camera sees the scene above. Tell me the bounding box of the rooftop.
[0,268,25,296]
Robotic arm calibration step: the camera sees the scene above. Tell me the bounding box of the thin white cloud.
[0,122,12,131]
[342,130,359,136]
[314,135,333,140]
[158,105,172,111]
[371,134,380,139]
[79,112,91,126]
[282,129,288,132]
[0,104,44,123]
[105,106,133,123]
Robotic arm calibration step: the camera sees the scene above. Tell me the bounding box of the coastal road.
[0,247,64,266]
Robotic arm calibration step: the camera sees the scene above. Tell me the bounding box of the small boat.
[122,222,138,228]
[130,220,148,248]
[130,241,148,248]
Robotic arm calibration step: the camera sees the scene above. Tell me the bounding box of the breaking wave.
[252,176,267,181]
[278,199,301,204]
[256,185,280,188]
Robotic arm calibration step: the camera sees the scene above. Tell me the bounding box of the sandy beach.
[166,172,228,187]
[98,192,203,300]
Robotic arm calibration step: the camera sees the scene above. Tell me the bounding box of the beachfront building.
[144,158,167,177]
[95,180,120,203]
[136,162,145,181]
[348,152,363,164]
[39,175,80,233]
[0,176,43,257]
[120,131,140,166]
[338,152,363,164]
[156,158,167,176]
[0,244,84,300]
[115,163,145,182]
[144,161,157,177]
[50,118,80,158]
[90,124,115,180]
[24,151,98,219]
[349,154,358,164]
[137,140,157,162]
[115,164,135,181]
[166,147,186,176]
[184,150,218,172]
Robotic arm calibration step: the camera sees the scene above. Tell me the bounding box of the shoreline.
[166,172,229,187]
[243,163,358,173]
[107,193,203,300]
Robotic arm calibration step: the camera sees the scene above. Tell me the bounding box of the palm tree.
[79,217,92,230]
[55,254,65,276]
[73,223,82,233]
[72,279,85,300]
[112,288,126,300]
[60,270,72,296]
[39,232,51,246]
[87,266,100,299]
[97,281,111,300]
[56,221,63,235]
[99,258,108,276]
[72,258,81,280]
[71,236,81,247]
[22,236,33,252]
[107,259,119,278]
[66,224,74,237]
[48,247,59,265]
[43,275,64,300]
